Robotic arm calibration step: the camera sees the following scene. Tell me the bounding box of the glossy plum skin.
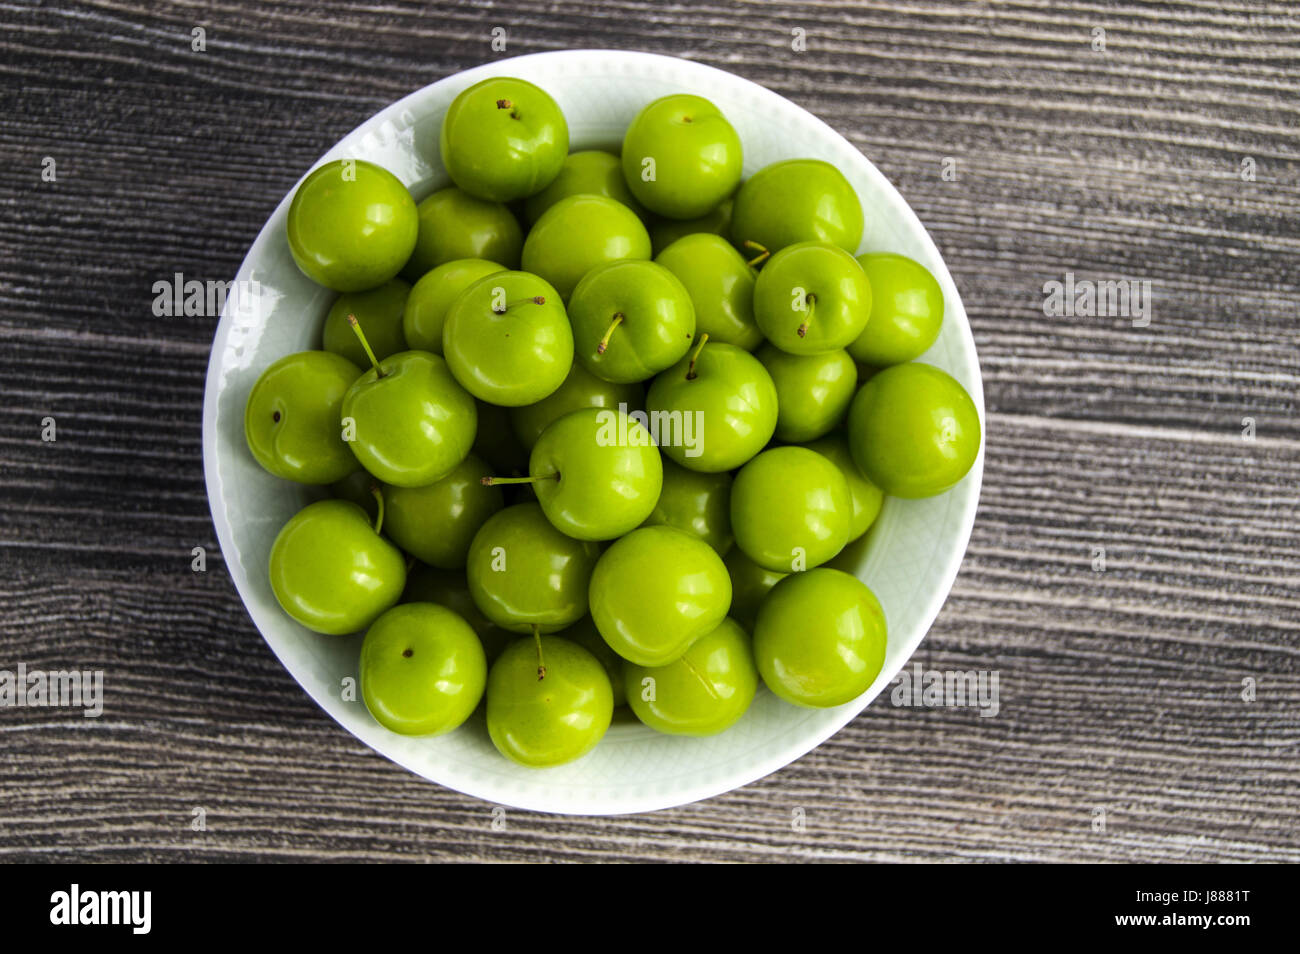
[847,362,981,499]
[268,499,406,635]
[486,635,613,767]
[623,617,757,736]
[466,503,601,634]
[730,159,863,256]
[588,525,732,667]
[753,568,887,708]
[360,603,487,736]
[440,77,569,203]
[244,350,361,485]
[729,446,853,573]
[286,158,417,292]
[621,94,743,219]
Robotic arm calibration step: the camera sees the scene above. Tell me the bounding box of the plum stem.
[797,293,817,339]
[743,240,770,268]
[685,332,709,380]
[369,484,385,536]
[493,295,546,314]
[533,624,545,681]
[496,99,520,119]
[347,314,386,378]
[480,472,559,486]
[596,312,624,355]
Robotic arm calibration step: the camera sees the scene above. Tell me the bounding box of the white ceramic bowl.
[202,50,984,815]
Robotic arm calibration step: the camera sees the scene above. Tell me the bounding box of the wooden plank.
[0,0,1296,861]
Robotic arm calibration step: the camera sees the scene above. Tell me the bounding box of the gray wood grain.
[0,0,1297,862]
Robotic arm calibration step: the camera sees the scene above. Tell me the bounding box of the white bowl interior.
[203,50,985,814]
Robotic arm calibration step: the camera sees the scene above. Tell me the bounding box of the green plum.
[621,94,742,219]
[286,158,418,292]
[402,258,507,354]
[655,233,762,351]
[753,242,871,355]
[509,360,643,450]
[559,615,627,707]
[753,568,887,708]
[466,503,601,633]
[569,260,696,384]
[402,188,521,280]
[649,198,732,257]
[524,150,646,224]
[244,350,361,484]
[624,617,757,735]
[321,278,410,368]
[440,77,569,203]
[442,270,573,406]
[847,252,944,367]
[847,362,981,498]
[804,433,884,542]
[521,194,651,301]
[723,546,786,633]
[497,407,662,541]
[730,446,852,573]
[588,525,731,667]
[341,343,477,487]
[486,634,613,767]
[757,344,856,442]
[730,158,863,258]
[383,453,504,569]
[403,565,512,662]
[640,458,732,555]
[644,337,778,473]
[268,498,406,635]
[359,602,487,736]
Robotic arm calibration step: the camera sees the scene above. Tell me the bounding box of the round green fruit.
[521,194,651,301]
[486,634,613,767]
[322,278,410,368]
[753,242,871,355]
[440,77,569,203]
[730,158,863,257]
[730,446,852,573]
[624,618,757,736]
[588,525,731,667]
[757,344,856,442]
[569,259,695,384]
[244,350,361,484]
[847,252,944,367]
[402,258,506,354]
[641,458,733,555]
[383,454,504,569]
[341,349,477,487]
[359,602,487,736]
[286,158,417,292]
[402,187,521,280]
[524,150,646,223]
[621,94,742,219]
[466,503,601,633]
[268,499,406,635]
[656,233,762,351]
[753,568,887,708]
[847,362,981,498]
[442,271,573,406]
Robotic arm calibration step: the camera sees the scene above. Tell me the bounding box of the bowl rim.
[203,48,985,815]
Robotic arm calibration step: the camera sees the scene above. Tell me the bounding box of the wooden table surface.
[2,0,1296,863]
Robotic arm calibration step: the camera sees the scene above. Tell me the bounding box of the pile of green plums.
[247,76,981,769]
